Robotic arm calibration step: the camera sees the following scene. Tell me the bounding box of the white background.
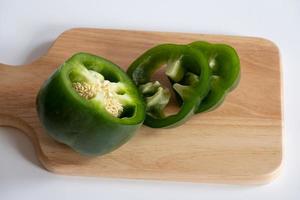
[0,0,299,199]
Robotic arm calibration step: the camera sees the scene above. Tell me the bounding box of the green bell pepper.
[36,52,145,156]
[127,44,211,128]
[189,41,240,113]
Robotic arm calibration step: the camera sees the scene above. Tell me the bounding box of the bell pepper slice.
[127,44,211,128]
[36,52,145,156]
[189,41,240,113]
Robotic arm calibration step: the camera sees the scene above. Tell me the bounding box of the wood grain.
[0,28,283,184]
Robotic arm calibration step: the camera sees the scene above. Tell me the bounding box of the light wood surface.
[0,28,283,184]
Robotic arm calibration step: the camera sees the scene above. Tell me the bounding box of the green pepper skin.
[127,44,211,128]
[36,53,145,156]
[189,41,240,113]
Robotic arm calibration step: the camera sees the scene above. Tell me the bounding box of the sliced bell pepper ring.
[127,44,211,128]
[189,41,240,113]
[36,52,145,156]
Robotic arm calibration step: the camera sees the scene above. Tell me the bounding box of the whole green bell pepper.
[189,41,240,113]
[36,52,145,156]
[127,44,211,128]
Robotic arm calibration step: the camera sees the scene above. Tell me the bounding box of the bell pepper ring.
[36,52,145,156]
[189,41,241,113]
[127,44,212,128]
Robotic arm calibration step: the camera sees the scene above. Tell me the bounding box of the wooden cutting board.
[0,28,283,184]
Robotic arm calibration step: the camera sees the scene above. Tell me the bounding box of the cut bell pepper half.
[36,52,145,156]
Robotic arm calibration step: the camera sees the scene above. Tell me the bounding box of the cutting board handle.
[0,62,32,129]
[0,62,17,115]
[0,62,27,83]
[0,62,43,155]
[0,62,16,73]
